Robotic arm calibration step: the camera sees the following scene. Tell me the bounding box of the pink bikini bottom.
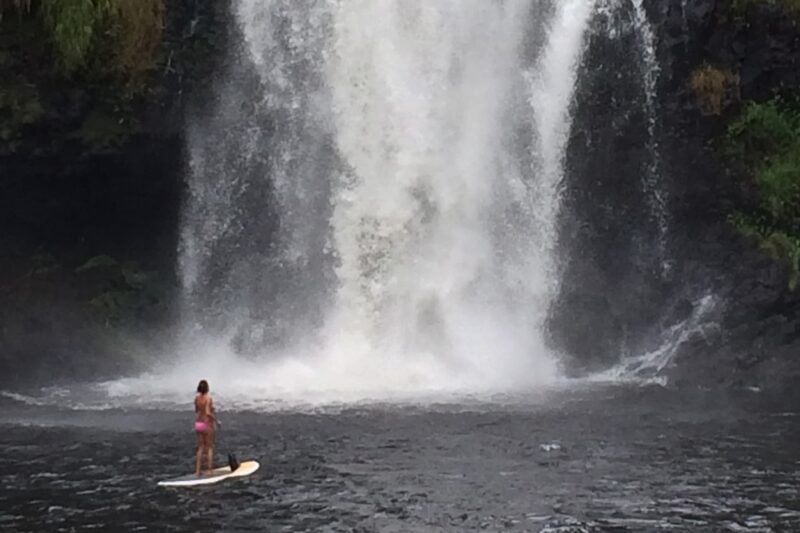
[194,421,210,433]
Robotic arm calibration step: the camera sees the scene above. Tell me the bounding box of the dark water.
[0,386,798,532]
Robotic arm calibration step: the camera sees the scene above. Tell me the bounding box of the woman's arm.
[205,397,218,423]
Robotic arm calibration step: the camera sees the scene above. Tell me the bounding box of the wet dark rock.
[550,0,800,391]
[0,0,231,382]
[549,292,623,373]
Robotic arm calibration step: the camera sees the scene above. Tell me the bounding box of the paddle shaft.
[215,419,239,471]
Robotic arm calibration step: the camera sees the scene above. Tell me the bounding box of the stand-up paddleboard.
[157,460,260,487]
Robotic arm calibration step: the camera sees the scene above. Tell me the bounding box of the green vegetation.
[726,99,800,288]
[0,0,165,154]
[2,0,164,77]
[690,64,739,116]
[40,0,113,72]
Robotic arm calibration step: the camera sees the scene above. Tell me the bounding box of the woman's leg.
[195,431,204,476]
[203,430,214,474]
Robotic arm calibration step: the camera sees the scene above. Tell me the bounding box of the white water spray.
[118,0,598,403]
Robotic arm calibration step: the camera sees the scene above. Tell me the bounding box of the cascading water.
[547,0,705,383]
[592,294,721,384]
[681,0,689,36]
[154,0,598,401]
[632,0,670,270]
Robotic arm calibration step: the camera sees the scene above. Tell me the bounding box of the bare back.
[195,393,214,423]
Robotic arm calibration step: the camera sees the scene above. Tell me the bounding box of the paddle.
[216,420,239,471]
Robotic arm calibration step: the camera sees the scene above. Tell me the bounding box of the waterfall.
[632,0,670,271]
[171,0,597,399]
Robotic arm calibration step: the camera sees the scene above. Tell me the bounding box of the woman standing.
[194,379,217,476]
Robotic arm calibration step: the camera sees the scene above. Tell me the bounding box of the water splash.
[592,295,721,385]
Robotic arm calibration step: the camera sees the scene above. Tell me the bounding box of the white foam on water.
[0,391,48,406]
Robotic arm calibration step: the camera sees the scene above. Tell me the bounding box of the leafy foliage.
[727,99,800,287]
[0,0,167,153]
[726,99,799,162]
[2,0,164,80]
[40,0,113,72]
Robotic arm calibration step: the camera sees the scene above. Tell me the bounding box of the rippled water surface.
[0,386,798,532]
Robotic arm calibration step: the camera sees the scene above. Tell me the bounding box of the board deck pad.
[157,460,260,487]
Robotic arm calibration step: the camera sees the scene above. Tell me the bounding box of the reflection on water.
[0,386,798,531]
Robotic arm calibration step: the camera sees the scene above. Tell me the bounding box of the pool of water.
[0,385,798,531]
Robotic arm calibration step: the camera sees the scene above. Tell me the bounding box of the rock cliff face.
[0,0,230,383]
[1,0,229,263]
[656,0,800,391]
[549,0,800,390]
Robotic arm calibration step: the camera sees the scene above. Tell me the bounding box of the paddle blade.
[228,453,240,472]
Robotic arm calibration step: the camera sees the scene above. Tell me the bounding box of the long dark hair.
[197,380,209,394]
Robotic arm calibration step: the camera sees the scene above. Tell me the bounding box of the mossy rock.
[29,251,59,276]
[0,81,44,149]
[121,263,150,289]
[75,254,119,272]
[89,288,141,324]
[71,108,139,153]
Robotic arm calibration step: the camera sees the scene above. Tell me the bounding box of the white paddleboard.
[157,460,260,487]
